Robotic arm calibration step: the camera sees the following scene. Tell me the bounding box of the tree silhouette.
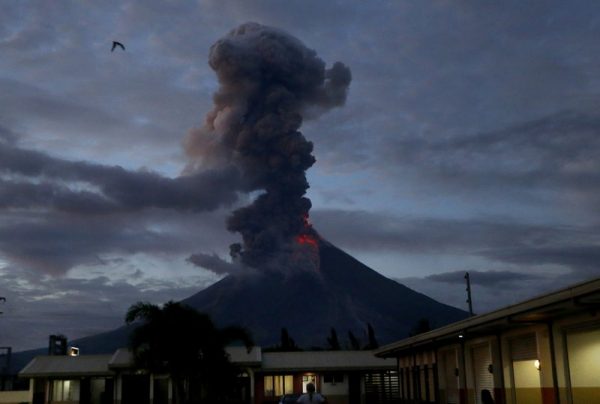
[126,301,253,404]
[326,328,341,350]
[364,323,379,350]
[348,331,361,350]
[279,327,301,351]
[409,318,432,337]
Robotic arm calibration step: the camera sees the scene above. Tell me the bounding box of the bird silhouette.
[111,41,125,52]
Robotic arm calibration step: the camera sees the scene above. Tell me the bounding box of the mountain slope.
[11,240,467,371]
[182,240,467,347]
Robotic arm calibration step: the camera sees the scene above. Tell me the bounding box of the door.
[348,372,361,404]
[441,349,460,404]
[471,343,494,404]
[510,334,542,404]
[302,374,317,392]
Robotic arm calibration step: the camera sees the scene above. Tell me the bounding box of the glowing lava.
[296,234,319,248]
[296,214,319,248]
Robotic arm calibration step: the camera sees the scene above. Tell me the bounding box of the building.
[254,350,398,404]
[17,347,396,404]
[375,278,600,404]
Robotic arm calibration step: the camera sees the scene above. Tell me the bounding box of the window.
[323,373,344,384]
[52,379,80,402]
[264,375,293,397]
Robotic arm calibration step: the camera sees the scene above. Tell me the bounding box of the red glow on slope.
[296,234,318,248]
[296,213,318,248]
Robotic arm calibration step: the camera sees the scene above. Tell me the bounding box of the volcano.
[181,239,467,347]
[12,239,466,371]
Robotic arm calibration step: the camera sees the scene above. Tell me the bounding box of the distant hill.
[10,239,467,372]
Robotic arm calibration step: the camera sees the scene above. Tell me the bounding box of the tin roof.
[19,354,113,378]
[261,350,395,372]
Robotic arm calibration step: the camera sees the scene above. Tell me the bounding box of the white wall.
[0,390,30,403]
[320,375,348,396]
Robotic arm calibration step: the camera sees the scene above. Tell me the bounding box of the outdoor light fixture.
[68,347,79,357]
[458,333,464,339]
[534,359,541,370]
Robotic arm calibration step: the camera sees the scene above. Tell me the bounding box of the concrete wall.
[320,374,349,404]
[0,390,30,404]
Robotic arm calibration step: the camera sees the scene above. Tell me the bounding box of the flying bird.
[111,41,125,52]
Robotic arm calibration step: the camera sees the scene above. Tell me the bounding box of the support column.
[547,321,560,404]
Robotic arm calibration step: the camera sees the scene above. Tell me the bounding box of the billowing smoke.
[185,23,351,270]
[187,253,246,277]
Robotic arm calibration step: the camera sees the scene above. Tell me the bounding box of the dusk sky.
[1,0,600,351]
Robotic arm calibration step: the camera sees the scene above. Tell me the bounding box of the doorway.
[302,374,317,393]
[509,334,542,404]
[471,343,494,404]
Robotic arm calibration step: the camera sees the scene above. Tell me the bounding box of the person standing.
[481,389,495,404]
[297,383,325,403]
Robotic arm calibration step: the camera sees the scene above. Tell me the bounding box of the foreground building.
[15,347,396,404]
[375,278,600,404]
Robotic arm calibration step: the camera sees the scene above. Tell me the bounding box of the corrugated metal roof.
[261,351,395,371]
[375,277,600,357]
[19,355,113,378]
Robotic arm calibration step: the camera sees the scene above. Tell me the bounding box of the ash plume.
[187,253,246,277]
[185,23,351,270]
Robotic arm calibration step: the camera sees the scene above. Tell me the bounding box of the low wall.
[0,390,29,404]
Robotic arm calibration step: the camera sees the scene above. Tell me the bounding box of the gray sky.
[1,0,600,351]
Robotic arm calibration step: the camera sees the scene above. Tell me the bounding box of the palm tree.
[125,301,253,404]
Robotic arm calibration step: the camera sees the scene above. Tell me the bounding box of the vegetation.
[347,330,361,350]
[326,328,341,350]
[125,301,253,404]
[364,323,379,350]
[263,327,302,352]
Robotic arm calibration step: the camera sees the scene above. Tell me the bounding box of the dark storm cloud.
[382,110,600,214]
[186,22,350,268]
[0,270,215,351]
[486,245,600,272]
[312,209,600,277]
[297,1,600,176]
[425,270,543,287]
[0,142,243,213]
[396,274,565,315]
[0,213,178,275]
[312,209,559,253]
[0,78,123,133]
[0,125,18,144]
[0,204,236,276]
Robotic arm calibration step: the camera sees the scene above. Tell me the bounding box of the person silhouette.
[297,383,324,403]
[481,389,495,404]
